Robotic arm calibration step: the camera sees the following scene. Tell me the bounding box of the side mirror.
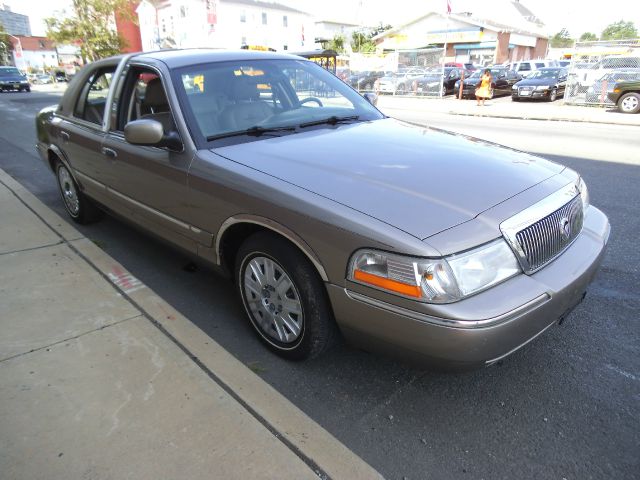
[363,92,378,106]
[124,119,182,151]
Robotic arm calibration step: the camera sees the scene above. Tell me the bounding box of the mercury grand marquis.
[36,50,610,369]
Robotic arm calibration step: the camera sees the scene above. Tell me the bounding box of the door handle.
[60,131,70,142]
[101,147,118,158]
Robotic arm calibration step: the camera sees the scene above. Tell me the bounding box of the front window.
[283,15,288,27]
[0,67,21,76]
[262,12,267,24]
[173,59,383,146]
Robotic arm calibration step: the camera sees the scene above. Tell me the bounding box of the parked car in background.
[455,67,520,98]
[377,68,427,94]
[508,60,557,78]
[585,68,640,104]
[349,70,387,91]
[574,56,640,92]
[512,67,568,102]
[607,77,640,113]
[35,49,610,369]
[413,67,466,96]
[335,67,350,82]
[33,73,53,84]
[54,71,68,82]
[0,66,31,92]
[445,62,477,72]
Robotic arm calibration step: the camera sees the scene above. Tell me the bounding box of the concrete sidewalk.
[0,168,382,480]
[377,95,640,127]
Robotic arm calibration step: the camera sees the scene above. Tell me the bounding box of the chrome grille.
[515,195,583,273]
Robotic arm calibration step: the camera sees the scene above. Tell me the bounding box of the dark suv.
[0,66,30,92]
[608,78,640,114]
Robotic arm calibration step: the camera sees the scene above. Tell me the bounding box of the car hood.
[212,118,563,239]
[516,78,558,87]
[462,78,482,86]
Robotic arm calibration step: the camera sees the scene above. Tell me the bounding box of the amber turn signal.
[354,269,422,298]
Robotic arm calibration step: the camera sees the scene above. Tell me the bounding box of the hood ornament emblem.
[559,217,571,241]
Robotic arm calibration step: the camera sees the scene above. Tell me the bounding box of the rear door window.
[74,68,115,125]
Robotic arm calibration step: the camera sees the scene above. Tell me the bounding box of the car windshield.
[0,67,21,76]
[174,59,383,144]
[529,69,561,79]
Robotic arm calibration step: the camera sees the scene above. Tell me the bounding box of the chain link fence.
[564,39,640,106]
[344,48,454,97]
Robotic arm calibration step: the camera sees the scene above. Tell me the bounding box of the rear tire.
[236,232,337,360]
[618,92,640,114]
[54,160,103,224]
[548,89,557,102]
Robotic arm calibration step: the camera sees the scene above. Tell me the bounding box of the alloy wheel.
[242,256,304,345]
[57,165,80,217]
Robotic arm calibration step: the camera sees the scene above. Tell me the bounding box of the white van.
[508,60,558,77]
[577,56,640,88]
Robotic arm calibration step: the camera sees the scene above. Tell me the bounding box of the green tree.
[549,28,574,48]
[45,0,135,63]
[601,20,638,40]
[351,31,376,53]
[326,34,346,54]
[0,23,11,65]
[579,32,598,41]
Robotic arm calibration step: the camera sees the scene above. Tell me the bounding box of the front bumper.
[0,81,29,90]
[328,206,610,369]
[512,88,553,99]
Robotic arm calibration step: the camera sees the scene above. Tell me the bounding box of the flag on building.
[447,0,452,14]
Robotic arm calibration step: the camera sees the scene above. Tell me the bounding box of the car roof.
[132,48,303,69]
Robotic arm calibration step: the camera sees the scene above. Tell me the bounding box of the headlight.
[348,240,520,304]
[535,85,549,91]
[577,177,589,211]
[512,85,518,90]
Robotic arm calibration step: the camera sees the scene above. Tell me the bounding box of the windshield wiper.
[299,115,360,128]
[207,125,296,141]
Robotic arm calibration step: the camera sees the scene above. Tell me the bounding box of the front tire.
[236,232,337,360]
[55,160,103,224]
[618,92,640,114]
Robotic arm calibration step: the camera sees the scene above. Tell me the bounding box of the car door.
[101,64,205,253]
[493,71,510,96]
[56,64,117,204]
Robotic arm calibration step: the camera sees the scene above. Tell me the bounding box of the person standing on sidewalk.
[475,69,493,106]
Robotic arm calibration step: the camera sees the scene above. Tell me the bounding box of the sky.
[6,0,640,39]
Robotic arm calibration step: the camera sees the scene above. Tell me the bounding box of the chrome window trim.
[500,181,581,273]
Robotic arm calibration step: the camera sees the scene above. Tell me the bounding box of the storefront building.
[373,12,548,66]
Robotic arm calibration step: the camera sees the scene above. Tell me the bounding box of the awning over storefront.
[454,41,515,50]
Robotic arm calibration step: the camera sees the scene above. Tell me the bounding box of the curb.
[0,168,383,480]
[444,110,640,126]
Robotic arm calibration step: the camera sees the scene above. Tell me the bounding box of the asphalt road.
[1,89,638,480]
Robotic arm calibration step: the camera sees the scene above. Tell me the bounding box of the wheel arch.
[47,144,72,174]
[216,215,329,282]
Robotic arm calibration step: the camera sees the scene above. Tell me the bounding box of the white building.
[137,0,314,52]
